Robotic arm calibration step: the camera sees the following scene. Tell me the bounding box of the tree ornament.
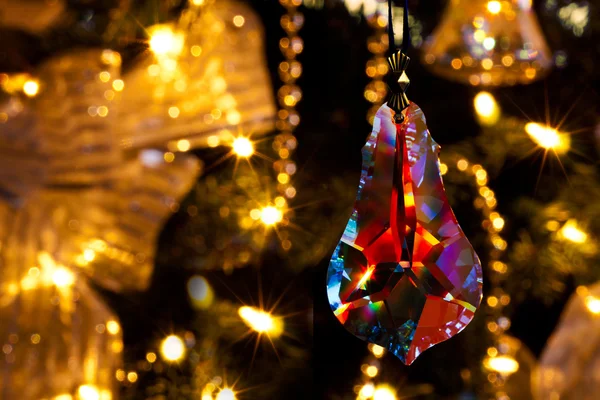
[326,0,482,365]
[422,0,552,86]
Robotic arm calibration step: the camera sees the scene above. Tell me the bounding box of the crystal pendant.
[326,103,483,365]
[421,0,552,86]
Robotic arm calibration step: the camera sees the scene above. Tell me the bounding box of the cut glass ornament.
[327,103,483,365]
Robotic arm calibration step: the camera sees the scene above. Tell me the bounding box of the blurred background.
[0,0,599,399]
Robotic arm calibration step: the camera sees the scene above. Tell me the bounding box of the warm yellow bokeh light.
[146,352,157,363]
[177,139,191,152]
[232,137,254,157]
[525,122,570,153]
[187,275,214,309]
[260,206,283,226]
[370,344,385,357]
[216,388,236,400]
[149,26,185,57]
[558,219,588,243]
[112,79,124,91]
[485,355,520,375]
[585,295,600,314]
[160,335,186,362]
[359,383,375,398]
[106,320,120,335]
[373,385,397,400]
[365,365,378,377]
[233,15,245,27]
[487,0,502,14]
[52,267,75,288]
[238,306,283,337]
[23,80,39,97]
[474,91,500,125]
[77,385,100,400]
[55,395,73,400]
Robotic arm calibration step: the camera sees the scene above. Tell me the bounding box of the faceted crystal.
[327,103,482,365]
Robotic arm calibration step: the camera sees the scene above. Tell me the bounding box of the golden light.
[177,139,191,152]
[487,0,502,14]
[160,335,186,362]
[371,344,385,357]
[359,383,375,398]
[23,80,39,97]
[373,385,397,400]
[232,137,254,157]
[365,365,378,377]
[558,219,588,243]
[474,91,500,125]
[148,25,185,57]
[238,306,283,337]
[585,295,600,314]
[55,395,73,400]
[52,267,75,288]
[484,355,520,375]
[168,106,180,118]
[187,275,214,309]
[127,371,138,383]
[146,352,157,363]
[233,15,245,27]
[260,206,283,226]
[525,122,570,153]
[106,320,120,335]
[77,385,100,400]
[112,79,124,91]
[216,388,237,400]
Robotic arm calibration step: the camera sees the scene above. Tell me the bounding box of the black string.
[387,0,410,55]
[402,0,410,53]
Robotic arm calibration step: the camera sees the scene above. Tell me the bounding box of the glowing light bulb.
[359,383,375,398]
[77,385,100,400]
[558,219,588,243]
[474,91,500,125]
[160,335,186,362]
[585,295,600,314]
[149,26,184,57]
[187,276,214,309]
[23,80,39,97]
[484,355,520,375]
[525,122,570,153]
[106,320,120,335]
[232,137,254,157]
[260,206,283,226]
[487,1,502,14]
[238,306,283,337]
[52,267,75,288]
[373,385,397,400]
[216,388,236,400]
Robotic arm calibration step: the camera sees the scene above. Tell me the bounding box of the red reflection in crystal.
[327,103,483,365]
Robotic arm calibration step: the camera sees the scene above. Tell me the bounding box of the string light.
[77,385,101,400]
[232,137,254,158]
[160,335,186,362]
[585,295,600,314]
[148,25,185,58]
[187,275,214,309]
[52,267,75,288]
[474,91,500,125]
[238,306,283,337]
[359,383,375,398]
[106,320,120,335]
[487,1,502,14]
[484,355,520,375]
[23,79,39,97]
[259,206,283,226]
[216,388,237,400]
[373,385,397,400]
[558,219,588,243]
[525,122,570,153]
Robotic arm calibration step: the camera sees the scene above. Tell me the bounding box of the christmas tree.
[0,0,598,399]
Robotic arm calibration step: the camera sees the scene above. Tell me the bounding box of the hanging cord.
[387,0,411,55]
